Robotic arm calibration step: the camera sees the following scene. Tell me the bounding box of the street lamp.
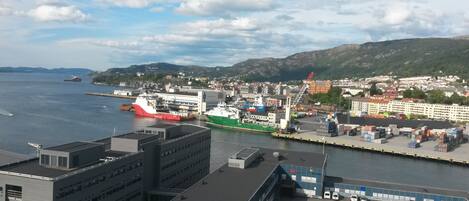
[322,136,326,154]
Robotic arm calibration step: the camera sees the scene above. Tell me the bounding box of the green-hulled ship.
[205,103,277,133]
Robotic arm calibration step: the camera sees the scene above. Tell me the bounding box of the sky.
[0,0,468,70]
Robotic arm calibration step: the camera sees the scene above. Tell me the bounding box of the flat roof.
[148,122,177,129]
[337,114,454,129]
[325,176,469,199]
[45,141,103,153]
[115,132,157,140]
[0,149,29,166]
[0,150,130,179]
[172,148,326,201]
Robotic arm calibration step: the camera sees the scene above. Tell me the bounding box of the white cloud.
[176,0,274,16]
[381,3,411,25]
[28,4,88,22]
[0,5,12,15]
[98,0,161,8]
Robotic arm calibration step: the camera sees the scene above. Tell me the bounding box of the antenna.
[27,142,43,157]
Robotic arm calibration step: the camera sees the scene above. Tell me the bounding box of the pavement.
[273,131,469,164]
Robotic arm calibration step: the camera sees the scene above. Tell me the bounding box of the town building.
[0,123,211,201]
[350,98,469,122]
[171,147,468,201]
[154,90,224,115]
[307,80,332,94]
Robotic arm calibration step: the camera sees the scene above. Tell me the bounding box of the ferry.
[132,94,192,121]
[64,76,82,82]
[205,103,276,133]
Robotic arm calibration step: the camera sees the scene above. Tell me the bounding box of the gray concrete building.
[0,123,210,201]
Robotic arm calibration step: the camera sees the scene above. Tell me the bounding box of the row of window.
[161,156,210,184]
[40,154,68,168]
[161,146,210,171]
[56,160,143,199]
[161,135,210,158]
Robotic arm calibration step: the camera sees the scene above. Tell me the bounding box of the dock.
[272,131,469,165]
[85,92,137,99]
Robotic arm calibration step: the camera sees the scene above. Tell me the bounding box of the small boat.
[64,76,82,82]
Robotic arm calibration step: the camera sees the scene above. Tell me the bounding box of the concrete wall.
[111,138,140,153]
[0,174,54,201]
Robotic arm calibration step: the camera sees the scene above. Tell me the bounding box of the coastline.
[272,131,469,166]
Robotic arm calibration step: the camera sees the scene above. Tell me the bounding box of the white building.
[155,90,225,115]
[351,98,469,122]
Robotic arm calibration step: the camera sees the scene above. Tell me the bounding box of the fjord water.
[0,73,467,191]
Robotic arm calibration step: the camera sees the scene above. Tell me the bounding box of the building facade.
[0,123,211,201]
[351,98,469,122]
[307,80,332,94]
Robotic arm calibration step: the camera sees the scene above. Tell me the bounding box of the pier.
[272,131,469,165]
[85,92,137,99]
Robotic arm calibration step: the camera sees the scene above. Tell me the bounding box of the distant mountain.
[0,67,92,75]
[94,37,469,82]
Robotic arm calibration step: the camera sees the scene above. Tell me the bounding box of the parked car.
[350,194,359,201]
[324,191,331,199]
[360,198,368,201]
[332,192,340,200]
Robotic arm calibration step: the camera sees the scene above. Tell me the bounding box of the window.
[6,185,22,201]
[40,154,50,166]
[301,176,316,183]
[72,156,80,167]
[281,174,286,180]
[50,155,57,167]
[58,156,68,168]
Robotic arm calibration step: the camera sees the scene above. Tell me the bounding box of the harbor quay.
[272,131,469,165]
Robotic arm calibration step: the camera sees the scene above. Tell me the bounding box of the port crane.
[280,72,314,132]
[291,72,314,106]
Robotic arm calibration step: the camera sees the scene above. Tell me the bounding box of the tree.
[369,82,383,96]
[403,88,426,99]
[426,90,446,104]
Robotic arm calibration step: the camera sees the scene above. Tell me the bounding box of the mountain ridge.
[0,67,93,75]
[93,37,469,83]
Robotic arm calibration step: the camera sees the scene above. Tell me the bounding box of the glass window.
[50,155,57,166]
[40,154,50,166]
[58,156,68,168]
[301,176,316,183]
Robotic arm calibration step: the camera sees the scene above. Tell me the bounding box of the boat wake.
[0,108,14,117]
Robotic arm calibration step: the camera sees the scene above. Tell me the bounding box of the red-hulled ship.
[132,94,191,121]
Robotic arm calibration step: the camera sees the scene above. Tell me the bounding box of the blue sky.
[0,0,468,70]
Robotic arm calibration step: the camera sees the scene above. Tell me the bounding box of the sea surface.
[0,73,468,191]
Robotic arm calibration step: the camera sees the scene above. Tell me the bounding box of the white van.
[324,191,331,199]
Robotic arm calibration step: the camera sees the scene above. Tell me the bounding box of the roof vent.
[180,195,187,200]
[202,180,208,185]
[273,152,280,158]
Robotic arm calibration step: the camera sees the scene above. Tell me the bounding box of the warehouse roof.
[172,148,326,201]
[325,176,469,199]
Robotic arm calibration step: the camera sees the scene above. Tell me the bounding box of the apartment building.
[351,98,469,122]
[307,80,332,94]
